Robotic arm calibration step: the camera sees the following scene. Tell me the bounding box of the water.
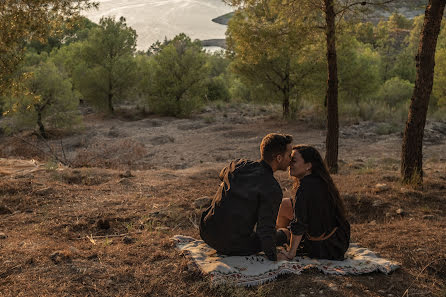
[83,0,233,51]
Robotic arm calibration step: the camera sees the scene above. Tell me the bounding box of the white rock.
[422,214,435,220]
[372,200,383,207]
[375,183,390,191]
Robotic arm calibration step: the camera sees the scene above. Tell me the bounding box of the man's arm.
[256,186,282,261]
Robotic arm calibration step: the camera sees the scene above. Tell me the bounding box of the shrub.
[204,76,230,102]
[376,77,413,108]
[147,34,208,116]
[2,61,81,137]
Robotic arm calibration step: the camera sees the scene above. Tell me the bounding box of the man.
[199,133,292,261]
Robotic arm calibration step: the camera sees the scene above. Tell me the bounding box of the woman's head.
[289,145,327,179]
[290,145,347,222]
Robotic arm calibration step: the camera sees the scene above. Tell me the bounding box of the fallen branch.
[13,135,71,167]
[75,231,143,241]
[37,133,71,167]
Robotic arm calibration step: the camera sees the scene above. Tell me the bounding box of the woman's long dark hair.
[293,145,347,222]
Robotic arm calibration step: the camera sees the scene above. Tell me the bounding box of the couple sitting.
[200,133,350,261]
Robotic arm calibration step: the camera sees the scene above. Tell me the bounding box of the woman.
[276,145,350,261]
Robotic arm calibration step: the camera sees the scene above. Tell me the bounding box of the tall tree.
[2,61,80,138]
[147,34,208,116]
[323,0,340,173]
[77,16,137,113]
[401,0,446,185]
[322,0,394,173]
[0,0,96,93]
[226,0,318,117]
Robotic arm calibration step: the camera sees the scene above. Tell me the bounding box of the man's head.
[260,133,293,172]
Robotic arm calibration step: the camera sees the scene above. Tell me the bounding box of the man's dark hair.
[260,133,293,162]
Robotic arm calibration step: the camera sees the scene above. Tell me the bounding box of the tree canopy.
[75,16,137,113]
[226,0,322,116]
[0,0,97,93]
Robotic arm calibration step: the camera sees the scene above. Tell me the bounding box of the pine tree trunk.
[282,68,290,117]
[324,0,339,174]
[37,110,47,139]
[282,61,291,117]
[108,74,114,114]
[282,88,290,117]
[108,92,114,114]
[401,0,445,185]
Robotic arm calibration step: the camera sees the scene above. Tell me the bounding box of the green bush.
[338,98,409,123]
[2,61,81,137]
[205,76,230,102]
[75,16,138,114]
[146,34,208,116]
[376,77,413,108]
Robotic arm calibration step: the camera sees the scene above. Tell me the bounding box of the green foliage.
[375,14,413,81]
[433,48,446,110]
[226,0,323,117]
[50,41,86,102]
[377,77,413,108]
[227,76,252,102]
[204,52,231,102]
[145,34,208,116]
[76,16,138,113]
[388,13,413,30]
[134,53,156,111]
[338,33,381,105]
[0,0,96,94]
[353,22,376,46]
[26,17,98,54]
[390,49,416,83]
[2,60,81,136]
[23,51,49,68]
[432,23,446,112]
[204,76,231,102]
[207,52,230,78]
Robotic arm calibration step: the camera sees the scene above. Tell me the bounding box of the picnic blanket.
[172,235,400,286]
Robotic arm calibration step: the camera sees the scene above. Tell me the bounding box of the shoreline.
[211,12,234,26]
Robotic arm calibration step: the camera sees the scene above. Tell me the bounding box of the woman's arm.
[279,233,302,260]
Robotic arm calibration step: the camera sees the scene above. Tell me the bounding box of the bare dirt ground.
[0,103,445,297]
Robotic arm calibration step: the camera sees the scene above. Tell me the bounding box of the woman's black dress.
[290,174,350,260]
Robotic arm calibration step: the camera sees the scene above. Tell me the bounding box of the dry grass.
[0,105,445,296]
[1,161,445,297]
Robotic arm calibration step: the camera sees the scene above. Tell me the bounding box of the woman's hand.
[277,248,295,261]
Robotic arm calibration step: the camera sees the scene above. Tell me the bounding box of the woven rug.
[172,235,400,286]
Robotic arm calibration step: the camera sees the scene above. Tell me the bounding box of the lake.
[83,0,233,51]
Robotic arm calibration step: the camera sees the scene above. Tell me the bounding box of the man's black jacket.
[199,159,283,261]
